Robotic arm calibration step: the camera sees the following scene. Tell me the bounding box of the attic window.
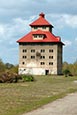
[34,35,37,38]
[34,27,38,29]
[39,35,43,38]
[42,26,46,29]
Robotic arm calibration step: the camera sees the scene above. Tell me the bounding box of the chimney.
[39,12,45,18]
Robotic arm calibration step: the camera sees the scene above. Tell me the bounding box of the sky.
[0,0,77,64]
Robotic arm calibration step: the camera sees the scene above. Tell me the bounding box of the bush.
[21,74,34,82]
[63,69,71,77]
[0,72,20,83]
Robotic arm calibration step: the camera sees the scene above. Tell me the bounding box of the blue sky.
[0,0,77,64]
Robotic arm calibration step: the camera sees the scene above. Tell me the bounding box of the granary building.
[17,13,64,75]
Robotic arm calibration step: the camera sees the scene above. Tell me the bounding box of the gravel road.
[22,93,77,115]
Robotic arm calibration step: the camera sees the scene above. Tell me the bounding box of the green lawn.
[0,75,77,115]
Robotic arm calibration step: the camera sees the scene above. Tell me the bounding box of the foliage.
[63,69,70,77]
[21,74,34,82]
[0,72,20,83]
[10,65,18,74]
[63,60,77,76]
[0,59,6,73]
[5,63,14,69]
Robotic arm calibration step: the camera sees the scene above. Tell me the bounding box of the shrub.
[63,69,71,77]
[0,72,20,83]
[21,74,34,82]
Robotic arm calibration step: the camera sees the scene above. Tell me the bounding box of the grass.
[0,75,77,115]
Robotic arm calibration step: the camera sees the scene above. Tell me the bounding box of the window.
[23,49,27,52]
[40,56,45,59]
[31,49,35,52]
[41,49,45,53]
[42,26,46,29]
[49,56,53,59]
[39,35,43,38]
[23,56,27,59]
[34,27,38,29]
[22,62,25,65]
[49,49,53,52]
[49,62,53,65]
[31,56,35,59]
[34,35,37,38]
[40,62,45,65]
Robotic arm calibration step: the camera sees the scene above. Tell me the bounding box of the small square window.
[22,62,25,65]
[31,56,35,59]
[40,62,45,65]
[23,49,27,52]
[49,56,53,59]
[31,49,35,52]
[41,49,45,53]
[40,56,45,59]
[23,56,27,59]
[49,49,53,52]
[49,62,53,65]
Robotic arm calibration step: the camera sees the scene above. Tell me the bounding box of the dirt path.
[22,93,77,115]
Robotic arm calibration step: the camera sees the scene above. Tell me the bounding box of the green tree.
[63,69,70,77]
[0,59,6,73]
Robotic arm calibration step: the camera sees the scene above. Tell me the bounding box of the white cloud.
[63,15,77,28]
[64,40,72,47]
[0,16,37,64]
[47,14,77,29]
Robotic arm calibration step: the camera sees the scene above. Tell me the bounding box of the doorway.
[45,70,49,75]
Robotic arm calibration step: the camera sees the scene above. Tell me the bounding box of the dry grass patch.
[0,75,77,115]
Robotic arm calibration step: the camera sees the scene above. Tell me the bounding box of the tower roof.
[17,30,64,45]
[30,13,53,27]
[17,13,64,45]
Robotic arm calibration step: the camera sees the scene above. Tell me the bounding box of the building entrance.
[45,70,49,75]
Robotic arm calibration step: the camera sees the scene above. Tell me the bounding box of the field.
[0,75,77,115]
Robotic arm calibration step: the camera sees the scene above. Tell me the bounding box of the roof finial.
[39,12,45,18]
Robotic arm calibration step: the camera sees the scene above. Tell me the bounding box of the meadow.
[0,75,77,115]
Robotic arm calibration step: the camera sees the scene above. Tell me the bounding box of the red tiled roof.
[17,30,63,44]
[30,13,53,27]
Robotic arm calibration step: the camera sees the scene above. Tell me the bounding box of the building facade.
[17,13,64,75]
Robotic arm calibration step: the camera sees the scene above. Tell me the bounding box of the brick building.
[17,13,64,75]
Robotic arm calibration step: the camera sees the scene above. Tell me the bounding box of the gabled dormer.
[32,29,46,40]
[29,13,53,32]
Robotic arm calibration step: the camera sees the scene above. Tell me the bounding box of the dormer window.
[42,26,46,29]
[34,35,37,38]
[39,35,43,38]
[33,34,45,40]
[34,27,38,29]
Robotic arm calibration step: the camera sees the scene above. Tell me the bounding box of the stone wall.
[18,43,62,75]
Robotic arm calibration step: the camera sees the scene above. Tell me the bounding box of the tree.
[10,65,18,74]
[63,69,70,77]
[0,59,6,73]
[5,63,14,69]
